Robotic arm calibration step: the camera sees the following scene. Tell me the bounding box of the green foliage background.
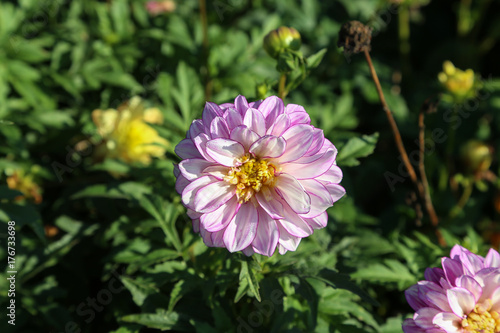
[1,0,500,332]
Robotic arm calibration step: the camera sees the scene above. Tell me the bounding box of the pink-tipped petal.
[278,203,313,238]
[277,223,301,253]
[175,138,202,159]
[202,102,223,127]
[298,179,334,218]
[259,96,284,127]
[277,125,314,163]
[210,117,230,139]
[442,258,464,286]
[456,275,482,302]
[414,307,440,329]
[234,95,249,114]
[200,196,240,232]
[252,209,279,257]
[181,176,214,209]
[203,165,229,180]
[281,148,336,179]
[179,159,216,180]
[432,312,461,333]
[223,203,258,252]
[205,138,245,167]
[189,119,205,138]
[249,135,286,158]
[255,191,284,219]
[275,173,311,214]
[316,165,343,184]
[267,114,291,137]
[405,285,428,311]
[193,180,234,213]
[230,125,260,151]
[447,287,475,318]
[223,108,244,130]
[485,248,500,268]
[193,133,216,162]
[304,212,328,229]
[243,108,266,137]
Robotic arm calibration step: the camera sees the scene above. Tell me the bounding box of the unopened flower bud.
[438,61,476,101]
[337,21,372,55]
[460,140,492,175]
[263,26,301,59]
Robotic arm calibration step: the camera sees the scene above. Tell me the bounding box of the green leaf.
[337,132,379,166]
[311,269,379,306]
[306,48,327,69]
[121,310,191,331]
[121,276,159,307]
[236,260,261,302]
[352,259,417,289]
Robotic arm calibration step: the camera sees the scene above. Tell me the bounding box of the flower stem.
[278,73,287,100]
[363,50,418,185]
[364,49,445,246]
[199,0,211,100]
[418,108,440,228]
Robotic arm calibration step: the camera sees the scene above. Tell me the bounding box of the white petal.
[205,138,245,167]
[259,96,284,127]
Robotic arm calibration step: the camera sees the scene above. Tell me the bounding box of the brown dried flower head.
[337,21,372,55]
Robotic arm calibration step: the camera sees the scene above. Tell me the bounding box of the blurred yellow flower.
[438,61,475,100]
[92,97,169,165]
[6,170,43,204]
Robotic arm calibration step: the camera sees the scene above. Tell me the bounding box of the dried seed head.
[337,21,372,55]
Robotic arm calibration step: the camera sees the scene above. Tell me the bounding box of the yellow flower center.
[224,154,278,203]
[462,300,500,333]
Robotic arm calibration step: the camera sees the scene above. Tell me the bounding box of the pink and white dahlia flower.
[403,245,500,333]
[174,95,345,256]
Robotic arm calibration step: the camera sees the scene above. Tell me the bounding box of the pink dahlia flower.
[174,95,345,256]
[403,245,500,333]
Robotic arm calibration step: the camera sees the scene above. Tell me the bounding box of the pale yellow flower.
[438,61,475,100]
[92,97,168,165]
[6,170,43,204]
